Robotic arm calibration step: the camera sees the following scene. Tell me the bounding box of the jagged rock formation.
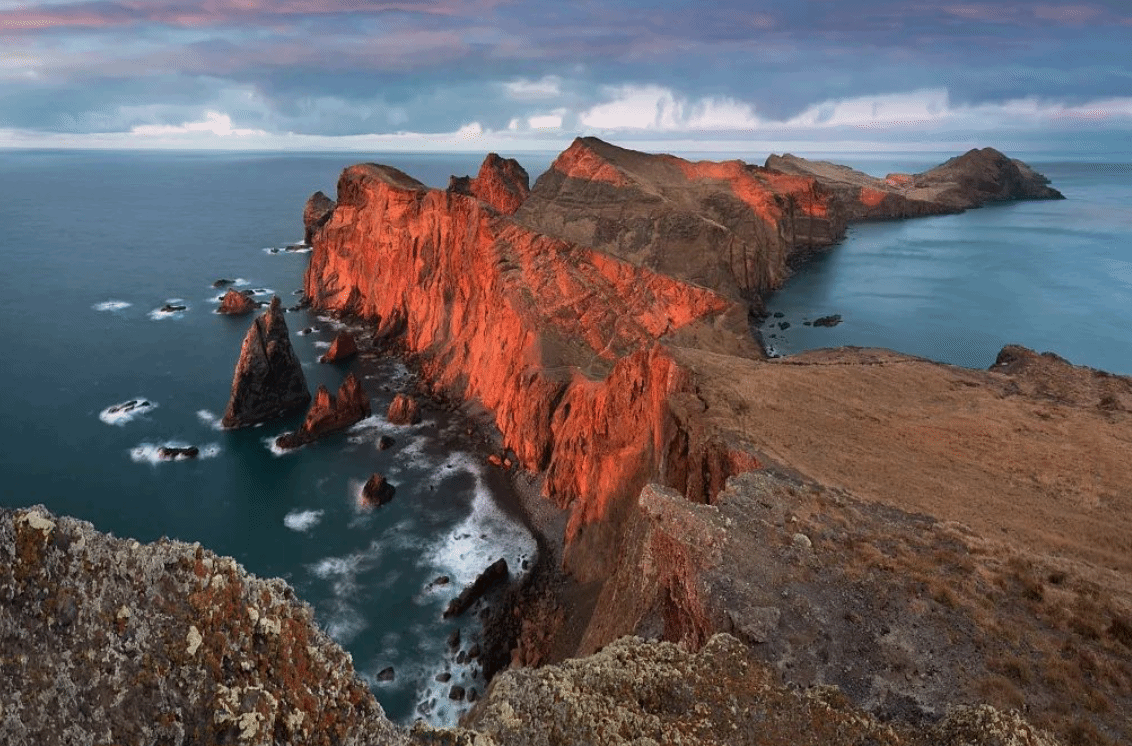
[1,506,1063,746]
[361,473,395,507]
[221,297,310,428]
[303,190,336,245]
[448,153,530,215]
[765,147,1064,220]
[217,288,257,315]
[0,506,407,746]
[319,330,358,363]
[275,373,370,449]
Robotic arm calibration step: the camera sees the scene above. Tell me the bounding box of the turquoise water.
[1,148,1128,726]
[0,149,554,725]
[757,157,1132,374]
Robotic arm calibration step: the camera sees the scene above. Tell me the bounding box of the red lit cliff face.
[448,153,531,215]
[304,158,762,579]
[514,137,847,301]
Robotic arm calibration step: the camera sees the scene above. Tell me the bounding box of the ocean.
[1,147,1129,725]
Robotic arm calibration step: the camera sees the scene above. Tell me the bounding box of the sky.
[1,0,1130,152]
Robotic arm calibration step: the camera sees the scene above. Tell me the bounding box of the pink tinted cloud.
[0,0,498,32]
[1033,4,1103,23]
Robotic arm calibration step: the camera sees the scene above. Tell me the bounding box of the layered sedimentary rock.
[765,146,1064,220]
[222,297,310,428]
[276,373,370,449]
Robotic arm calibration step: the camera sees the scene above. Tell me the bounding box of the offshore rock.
[276,373,370,449]
[221,296,310,428]
[361,473,396,507]
[303,190,336,245]
[386,393,421,425]
[0,506,408,746]
[217,287,257,315]
[447,153,530,215]
[320,330,358,363]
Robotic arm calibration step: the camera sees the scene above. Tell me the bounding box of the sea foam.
[93,300,131,312]
[284,509,324,532]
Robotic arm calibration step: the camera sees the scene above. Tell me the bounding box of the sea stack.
[303,191,336,246]
[275,372,371,449]
[221,296,311,428]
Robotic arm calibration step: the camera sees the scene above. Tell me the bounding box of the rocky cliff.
[294,140,1131,745]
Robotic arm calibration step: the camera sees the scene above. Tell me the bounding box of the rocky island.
[4,139,1127,746]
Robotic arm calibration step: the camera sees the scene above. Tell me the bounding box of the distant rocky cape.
[7,140,1130,746]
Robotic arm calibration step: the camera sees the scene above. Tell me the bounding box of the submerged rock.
[812,314,842,327]
[217,288,256,315]
[221,296,311,428]
[275,373,370,449]
[157,445,198,460]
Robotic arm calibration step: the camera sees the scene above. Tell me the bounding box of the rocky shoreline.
[4,139,1128,745]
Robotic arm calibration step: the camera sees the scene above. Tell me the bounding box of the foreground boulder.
[276,373,371,449]
[221,297,310,428]
[217,288,256,315]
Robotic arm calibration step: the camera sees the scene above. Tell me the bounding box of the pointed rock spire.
[222,296,311,428]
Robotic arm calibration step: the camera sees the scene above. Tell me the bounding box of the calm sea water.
[1,148,1128,725]
[755,155,1132,374]
[0,149,554,725]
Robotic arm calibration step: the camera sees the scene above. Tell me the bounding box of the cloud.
[504,76,561,100]
[579,85,761,131]
[131,111,267,137]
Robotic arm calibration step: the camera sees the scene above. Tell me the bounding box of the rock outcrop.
[276,373,371,449]
[319,330,358,363]
[217,287,257,315]
[448,153,530,215]
[303,190,336,245]
[0,506,407,746]
[221,296,310,429]
[1,505,1063,746]
[361,473,395,507]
